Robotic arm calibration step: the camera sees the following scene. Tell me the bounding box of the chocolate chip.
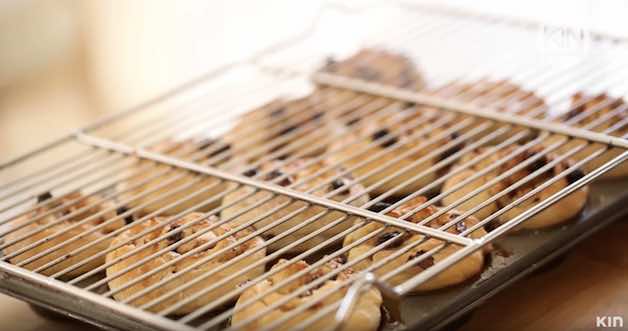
[346,118,360,126]
[298,289,313,298]
[197,139,215,151]
[270,107,286,117]
[267,170,292,186]
[167,225,184,244]
[440,143,463,161]
[331,178,345,190]
[372,128,389,140]
[276,153,290,161]
[411,250,435,269]
[209,143,231,158]
[356,66,379,81]
[450,132,460,140]
[266,170,283,181]
[565,105,584,120]
[381,137,398,148]
[37,192,53,203]
[116,206,135,225]
[330,178,350,195]
[404,102,416,108]
[277,177,292,186]
[566,168,585,184]
[310,112,323,121]
[368,202,392,213]
[242,168,258,177]
[278,124,297,136]
[527,157,547,173]
[371,129,398,148]
[377,231,403,247]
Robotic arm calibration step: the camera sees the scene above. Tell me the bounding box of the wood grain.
[461,220,628,331]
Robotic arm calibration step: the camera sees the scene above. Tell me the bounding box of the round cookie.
[322,47,426,90]
[436,80,548,144]
[439,80,547,116]
[232,258,382,331]
[3,192,125,277]
[118,138,231,216]
[224,90,355,163]
[544,92,628,178]
[327,106,462,196]
[344,196,487,293]
[442,145,589,230]
[106,212,266,314]
[221,158,369,253]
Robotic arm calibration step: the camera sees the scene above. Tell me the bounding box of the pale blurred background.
[1,1,627,330]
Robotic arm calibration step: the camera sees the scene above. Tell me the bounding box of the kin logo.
[596,316,624,328]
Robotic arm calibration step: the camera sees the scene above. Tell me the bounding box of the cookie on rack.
[434,79,548,143]
[223,90,351,163]
[543,92,628,178]
[221,158,369,253]
[232,258,382,331]
[438,80,547,116]
[343,196,487,292]
[3,192,125,277]
[106,212,266,314]
[118,138,232,216]
[327,105,463,196]
[441,144,589,230]
[321,47,426,90]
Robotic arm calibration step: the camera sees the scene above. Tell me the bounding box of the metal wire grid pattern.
[0,3,627,331]
[0,83,625,330]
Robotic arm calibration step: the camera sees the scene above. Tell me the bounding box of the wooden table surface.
[461,219,628,331]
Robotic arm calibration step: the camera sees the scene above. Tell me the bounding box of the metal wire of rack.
[0,2,627,331]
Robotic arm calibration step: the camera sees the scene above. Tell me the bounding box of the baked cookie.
[344,196,487,293]
[232,258,382,331]
[327,106,463,196]
[118,138,231,216]
[436,80,548,144]
[3,192,125,276]
[544,92,627,178]
[222,158,369,253]
[224,90,354,163]
[442,145,589,229]
[106,212,266,314]
[438,80,547,116]
[322,48,426,90]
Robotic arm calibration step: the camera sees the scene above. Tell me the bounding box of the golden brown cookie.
[439,80,547,116]
[436,80,548,143]
[232,258,382,331]
[327,106,462,196]
[322,48,426,90]
[223,90,355,163]
[118,138,231,216]
[222,158,369,253]
[344,196,487,293]
[3,192,124,276]
[442,145,589,229]
[106,212,266,314]
[544,92,627,178]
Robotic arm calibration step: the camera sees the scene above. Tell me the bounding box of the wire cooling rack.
[0,2,627,331]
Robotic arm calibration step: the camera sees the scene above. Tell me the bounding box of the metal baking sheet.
[400,178,628,331]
